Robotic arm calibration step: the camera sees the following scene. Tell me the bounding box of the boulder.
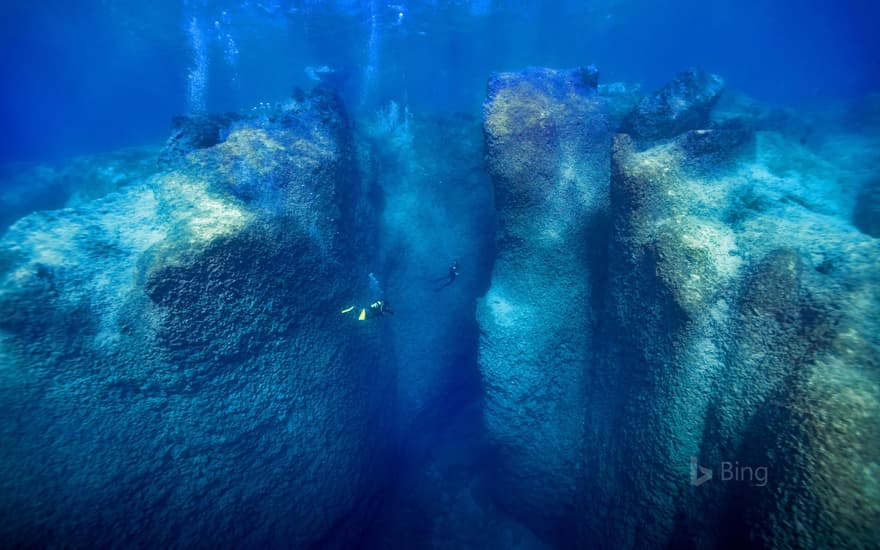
[623,67,724,142]
[0,89,393,548]
[677,118,756,170]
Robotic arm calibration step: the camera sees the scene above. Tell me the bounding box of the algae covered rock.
[0,88,392,548]
[157,112,244,168]
[477,66,611,545]
[853,177,880,237]
[610,134,742,319]
[702,243,880,549]
[476,63,876,549]
[623,67,725,142]
[0,147,161,231]
[601,125,880,549]
[592,133,742,547]
[677,118,756,169]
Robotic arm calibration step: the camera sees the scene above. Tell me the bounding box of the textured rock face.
[597,131,880,549]
[623,67,725,142]
[157,112,244,168]
[477,67,611,545]
[0,89,393,547]
[0,147,160,231]
[479,66,878,549]
[854,177,880,237]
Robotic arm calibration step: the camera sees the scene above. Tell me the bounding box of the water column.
[186,15,208,113]
[214,10,239,87]
[361,0,380,107]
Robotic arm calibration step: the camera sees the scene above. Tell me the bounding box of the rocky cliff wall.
[0,88,394,548]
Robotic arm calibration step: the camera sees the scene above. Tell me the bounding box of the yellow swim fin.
[358,308,366,321]
[341,306,355,314]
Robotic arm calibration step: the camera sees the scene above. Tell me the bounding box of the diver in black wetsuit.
[433,260,459,291]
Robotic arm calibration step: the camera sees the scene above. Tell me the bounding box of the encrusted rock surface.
[157,112,243,168]
[478,65,878,549]
[854,177,880,237]
[593,129,880,549]
[0,147,160,231]
[623,67,725,142]
[0,88,393,548]
[477,66,611,546]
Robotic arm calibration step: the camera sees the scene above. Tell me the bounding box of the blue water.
[1,1,879,549]
[2,0,878,162]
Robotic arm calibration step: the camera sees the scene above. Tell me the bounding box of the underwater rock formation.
[0,147,161,232]
[0,88,392,548]
[598,81,643,126]
[623,67,725,142]
[477,66,611,545]
[597,128,879,549]
[854,177,880,237]
[479,65,878,549]
[157,112,244,168]
[676,118,756,168]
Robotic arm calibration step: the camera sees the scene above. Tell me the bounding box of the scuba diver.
[368,299,394,318]
[432,260,459,291]
[341,273,394,321]
[341,300,394,321]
